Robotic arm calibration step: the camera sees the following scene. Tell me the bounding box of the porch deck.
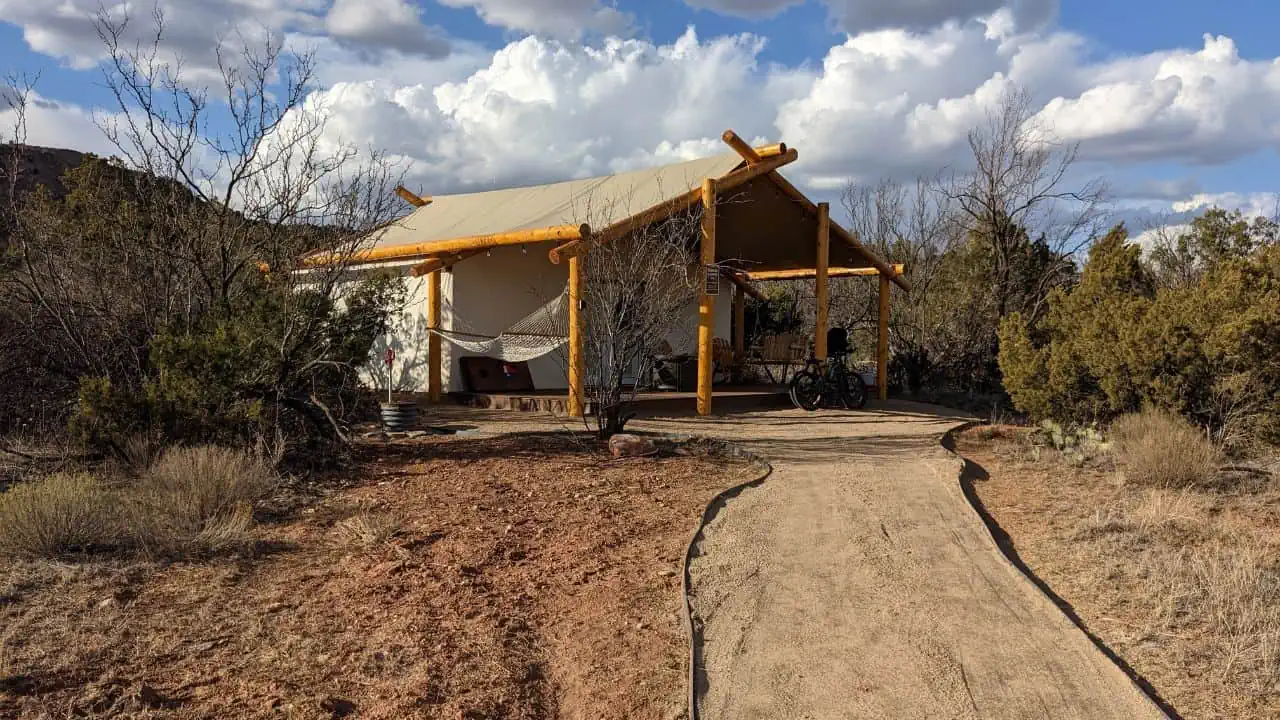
[449,385,792,416]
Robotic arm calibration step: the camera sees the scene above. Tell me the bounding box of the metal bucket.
[380,401,419,432]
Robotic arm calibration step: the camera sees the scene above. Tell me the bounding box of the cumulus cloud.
[685,0,1056,33]
[0,0,450,83]
[1172,192,1280,217]
[9,2,1280,213]
[436,0,633,38]
[325,0,450,57]
[0,92,119,157]
[299,28,778,192]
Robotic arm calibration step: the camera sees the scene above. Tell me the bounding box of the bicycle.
[788,329,868,411]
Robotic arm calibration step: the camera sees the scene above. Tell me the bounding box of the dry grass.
[333,507,402,548]
[0,433,755,718]
[959,425,1280,718]
[1111,408,1221,488]
[0,473,119,557]
[0,445,277,561]
[126,445,277,558]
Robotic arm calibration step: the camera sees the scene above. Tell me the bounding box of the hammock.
[432,286,570,363]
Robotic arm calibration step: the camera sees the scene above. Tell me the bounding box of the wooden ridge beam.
[746,265,905,281]
[764,171,911,292]
[395,185,431,207]
[722,129,787,165]
[548,148,799,264]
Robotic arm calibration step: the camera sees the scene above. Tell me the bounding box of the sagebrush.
[0,472,118,557]
[1110,409,1221,488]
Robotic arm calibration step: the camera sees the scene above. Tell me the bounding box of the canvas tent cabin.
[323,130,908,416]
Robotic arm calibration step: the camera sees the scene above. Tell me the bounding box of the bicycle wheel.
[789,370,823,411]
[841,372,868,409]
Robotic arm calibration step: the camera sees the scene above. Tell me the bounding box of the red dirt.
[0,433,758,719]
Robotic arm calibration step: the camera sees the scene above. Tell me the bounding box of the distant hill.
[2,144,93,251]
[3,143,91,201]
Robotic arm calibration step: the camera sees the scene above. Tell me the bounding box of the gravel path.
[672,402,1166,720]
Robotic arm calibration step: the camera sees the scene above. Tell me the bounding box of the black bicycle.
[788,328,868,411]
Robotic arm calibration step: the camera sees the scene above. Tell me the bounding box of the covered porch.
[334,129,908,416]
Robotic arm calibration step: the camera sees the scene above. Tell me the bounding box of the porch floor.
[449,384,792,415]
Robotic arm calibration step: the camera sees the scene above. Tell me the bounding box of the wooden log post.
[697,178,717,417]
[815,202,830,361]
[878,274,890,401]
[427,270,443,403]
[733,283,745,363]
[568,255,585,418]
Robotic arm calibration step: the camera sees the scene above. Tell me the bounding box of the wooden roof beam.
[410,249,483,277]
[746,265,905,281]
[721,269,767,301]
[764,171,910,292]
[395,185,431,207]
[307,224,590,268]
[549,147,800,264]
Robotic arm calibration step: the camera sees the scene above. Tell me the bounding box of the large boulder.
[608,433,657,458]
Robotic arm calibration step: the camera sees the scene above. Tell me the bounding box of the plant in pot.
[379,347,418,431]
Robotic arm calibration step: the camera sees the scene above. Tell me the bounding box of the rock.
[135,683,166,708]
[608,433,657,458]
[635,621,649,630]
[657,568,678,578]
[319,696,356,717]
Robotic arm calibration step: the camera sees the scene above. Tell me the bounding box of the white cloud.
[300,28,778,192]
[0,92,118,157]
[0,0,450,84]
[8,2,1280,214]
[1034,35,1280,165]
[684,0,1056,33]
[325,0,450,57]
[1171,192,1280,217]
[436,0,633,38]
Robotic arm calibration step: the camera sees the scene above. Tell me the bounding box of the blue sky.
[2,0,1278,231]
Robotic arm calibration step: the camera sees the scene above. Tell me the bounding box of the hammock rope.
[431,286,570,363]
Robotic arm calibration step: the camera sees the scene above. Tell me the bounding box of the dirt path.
[660,402,1167,720]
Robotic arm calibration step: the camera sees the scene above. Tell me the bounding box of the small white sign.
[705,266,720,296]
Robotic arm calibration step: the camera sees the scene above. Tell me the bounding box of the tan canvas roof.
[371,153,745,251]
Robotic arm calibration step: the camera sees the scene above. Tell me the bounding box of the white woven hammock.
[431,287,570,363]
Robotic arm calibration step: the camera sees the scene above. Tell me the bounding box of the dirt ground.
[0,432,758,719]
[956,426,1280,720]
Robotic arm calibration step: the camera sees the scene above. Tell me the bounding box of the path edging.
[937,423,1174,719]
[673,437,773,720]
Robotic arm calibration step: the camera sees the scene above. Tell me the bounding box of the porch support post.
[427,270,442,403]
[878,273,890,401]
[732,283,745,362]
[815,202,830,361]
[697,177,717,417]
[568,255,585,418]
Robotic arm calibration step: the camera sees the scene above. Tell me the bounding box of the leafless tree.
[841,176,960,391]
[0,11,408,445]
[564,195,703,437]
[941,86,1108,325]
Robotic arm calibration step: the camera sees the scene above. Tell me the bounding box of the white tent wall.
[364,266,455,395]
[449,245,570,391]
[362,248,733,396]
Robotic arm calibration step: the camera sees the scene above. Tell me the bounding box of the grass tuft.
[1111,408,1221,488]
[127,445,277,558]
[0,473,119,557]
